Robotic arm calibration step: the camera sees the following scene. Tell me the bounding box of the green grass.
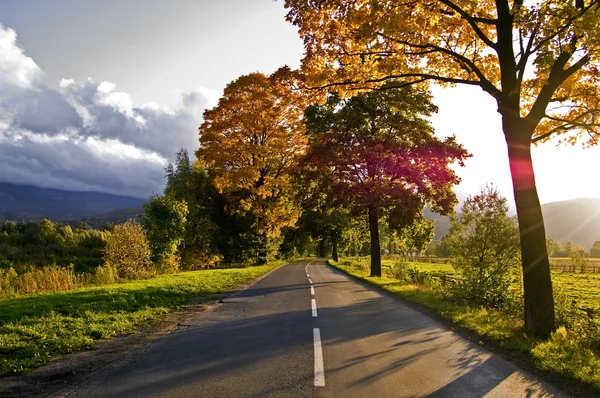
[330,258,600,391]
[382,258,456,276]
[0,261,284,376]
[552,273,600,308]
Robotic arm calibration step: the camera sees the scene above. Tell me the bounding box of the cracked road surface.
[50,259,564,397]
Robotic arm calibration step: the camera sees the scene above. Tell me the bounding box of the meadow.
[0,262,284,376]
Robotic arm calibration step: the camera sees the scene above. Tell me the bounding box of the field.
[379,256,600,308]
[331,257,600,391]
[0,262,283,376]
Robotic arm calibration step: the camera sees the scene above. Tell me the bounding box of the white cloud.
[0,24,41,87]
[0,25,217,198]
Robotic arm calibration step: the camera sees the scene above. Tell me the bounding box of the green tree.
[303,86,469,276]
[394,217,435,257]
[294,166,357,262]
[286,0,600,338]
[165,149,222,267]
[446,185,521,310]
[141,194,188,271]
[426,240,451,258]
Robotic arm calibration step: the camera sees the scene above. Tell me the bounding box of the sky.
[0,0,598,203]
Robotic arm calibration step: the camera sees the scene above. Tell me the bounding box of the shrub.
[390,259,411,281]
[570,250,589,273]
[156,254,180,274]
[445,185,522,310]
[92,263,119,285]
[103,220,153,280]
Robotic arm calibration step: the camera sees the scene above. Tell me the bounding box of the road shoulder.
[0,261,300,398]
[326,259,595,397]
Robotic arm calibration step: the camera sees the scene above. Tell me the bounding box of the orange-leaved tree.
[285,0,600,337]
[196,67,309,264]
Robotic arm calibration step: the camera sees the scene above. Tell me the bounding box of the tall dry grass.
[0,263,119,298]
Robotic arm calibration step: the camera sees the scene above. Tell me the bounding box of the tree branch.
[375,32,501,97]
[437,0,497,49]
[527,53,590,124]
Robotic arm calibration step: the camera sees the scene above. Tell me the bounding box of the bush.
[390,259,411,281]
[156,254,180,274]
[570,250,589,273]
[445,185,522,310]
[103,220,153,280]
[92,263,119,285]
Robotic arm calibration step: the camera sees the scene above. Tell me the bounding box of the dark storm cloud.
[0,24,218,198]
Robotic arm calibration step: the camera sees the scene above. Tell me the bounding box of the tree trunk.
[505,122,555,338]
[257,232,268,264]
[318,239,326,258]
[368,206,382,277]
[331,230,339,262]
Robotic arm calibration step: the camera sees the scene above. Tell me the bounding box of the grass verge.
[329,258,600,392]
[0,260,286,376]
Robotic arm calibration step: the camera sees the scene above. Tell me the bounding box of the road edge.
[0,259,310,398]
[326,259,596,398]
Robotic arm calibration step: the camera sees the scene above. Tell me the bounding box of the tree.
[294,162,357,262]
[591,240,600,258]
[446,185,521,310]
[303,86,469,276]
[550,239,563,257]
[141,194,188,270]
[197,68,308,264]
[426,240,451,258]
[564,241,574,257]
[164,149,221,268]
[285,0,600,337]
[394,217,435,257]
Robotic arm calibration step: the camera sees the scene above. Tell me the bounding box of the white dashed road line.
[313,328,325,387]
[307,261,325,387]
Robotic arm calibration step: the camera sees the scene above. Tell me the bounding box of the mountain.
[424,208,451,240]
[78,207,144,229]
[541,198,600,251]
[0,183,146,221]
[425,198,600,251]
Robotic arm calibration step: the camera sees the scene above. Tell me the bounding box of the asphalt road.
[52,259,564,397]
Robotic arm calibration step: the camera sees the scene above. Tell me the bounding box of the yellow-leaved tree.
[285,0,600,337]
[196,67,308,263]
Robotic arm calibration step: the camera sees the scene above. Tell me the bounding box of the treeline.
[549,240,600,258]
[0,220,107,274]
[138,74,468,275]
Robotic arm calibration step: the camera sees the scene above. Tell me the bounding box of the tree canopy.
[303,85,469,275]
[196,67,309,263]
[283,0,600,337]
[285,0,600,145]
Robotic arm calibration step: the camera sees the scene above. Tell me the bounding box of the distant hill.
[424,208,451,240]
[78,207,144,229]
[541,198,600,251]
[0,182,145,222]
[425,198,600,251]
